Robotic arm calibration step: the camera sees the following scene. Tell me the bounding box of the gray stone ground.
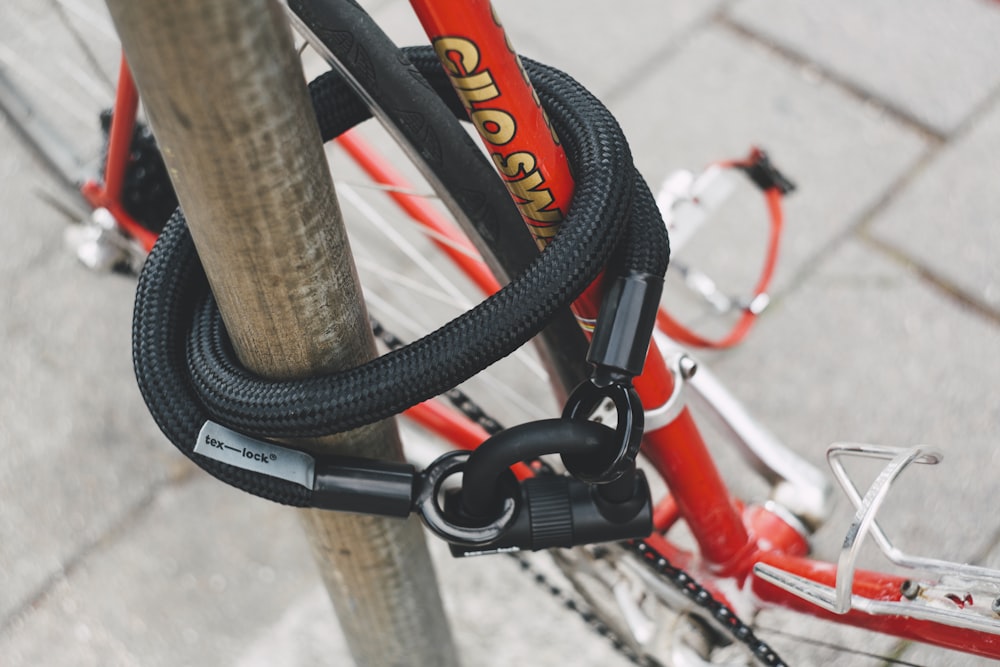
[3,0,1000,665]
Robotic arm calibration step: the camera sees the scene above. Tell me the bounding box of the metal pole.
[103,1,459,664]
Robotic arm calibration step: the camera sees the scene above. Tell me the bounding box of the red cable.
[656,151,787,350]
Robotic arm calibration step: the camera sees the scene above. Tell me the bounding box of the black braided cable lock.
[132,48,669,508]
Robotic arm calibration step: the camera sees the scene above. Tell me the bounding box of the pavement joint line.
[0,469,194,637]
[714,12,949,146]
[860,231,1000,329]
[601,4,731,107]
[848,142,943,236]
[775,133,1000,332]
[33,187,89,224]
[769,130,949,313]
[933,72,1000,156]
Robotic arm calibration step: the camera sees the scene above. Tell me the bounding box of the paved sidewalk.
[3,0,1000,665]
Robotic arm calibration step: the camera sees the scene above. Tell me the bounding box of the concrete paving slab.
[0,114,180,622]
[727,0,1000,137]
[0,473,629,666]
[232,549,633,667]
[0,478,322,667]
[869,95,1000,316]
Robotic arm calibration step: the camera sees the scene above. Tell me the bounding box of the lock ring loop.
[561,379,644,484]
[415,450,518,547]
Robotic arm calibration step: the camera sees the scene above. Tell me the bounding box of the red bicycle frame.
[80,57,158,252]
[90,0,999,658]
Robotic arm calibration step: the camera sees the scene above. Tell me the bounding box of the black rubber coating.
[459,419,616,519]
[132,48,669,508]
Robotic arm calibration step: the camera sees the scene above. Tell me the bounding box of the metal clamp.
[642,352,697,432]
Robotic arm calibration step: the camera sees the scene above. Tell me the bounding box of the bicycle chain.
[623,540,786,666]
[508,553,650,666]
[372,318,785,666]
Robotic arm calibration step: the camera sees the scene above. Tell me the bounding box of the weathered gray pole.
[103,1,459,664]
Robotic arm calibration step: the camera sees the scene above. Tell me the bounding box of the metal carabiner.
[560,378,644,484]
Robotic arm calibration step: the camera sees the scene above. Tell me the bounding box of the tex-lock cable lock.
[132,49,669,512]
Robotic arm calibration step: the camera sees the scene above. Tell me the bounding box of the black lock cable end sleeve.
[132,48,669,508]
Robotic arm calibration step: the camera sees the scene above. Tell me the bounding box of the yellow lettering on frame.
[433,37,480,76]
[451,70,493,90]
[508,170,562,223]
[491,151,536,179]
[471,109,516,145]
[461,83,501,104]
